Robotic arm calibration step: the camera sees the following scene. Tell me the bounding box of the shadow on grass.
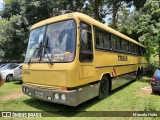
[13,81,22,85]
[111,79,136,95]
[151,91,160,96]
[135,77,151,84]
[23,80,137,117]
[23,97,100,117]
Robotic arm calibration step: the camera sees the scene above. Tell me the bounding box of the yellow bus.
[22,12,147,106]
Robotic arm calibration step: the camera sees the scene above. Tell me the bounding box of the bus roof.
[31,12,145,48]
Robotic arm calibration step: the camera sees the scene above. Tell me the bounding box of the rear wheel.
[136,69,142,80]
[98,76,110,99]
[152,88,158,94]
[136,71,140,80]
[140,68,143,79]
[6,75,13,82]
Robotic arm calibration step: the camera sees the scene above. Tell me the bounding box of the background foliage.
[0,0,159,65]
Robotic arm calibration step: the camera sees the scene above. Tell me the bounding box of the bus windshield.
[25,20,76,63]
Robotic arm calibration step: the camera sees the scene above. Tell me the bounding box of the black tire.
[98,76,110,99]
[152,89,158,94]
[6,75,13,82]
[136,69,141,80]
[140,68,143,79]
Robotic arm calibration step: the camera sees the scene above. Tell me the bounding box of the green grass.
[0,77,160,119]
[0,81,22,96]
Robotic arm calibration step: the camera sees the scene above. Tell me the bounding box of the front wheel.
[6,75,13,82]
[98,76,110,99]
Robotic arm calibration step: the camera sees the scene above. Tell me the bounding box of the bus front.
[22,19,79,106]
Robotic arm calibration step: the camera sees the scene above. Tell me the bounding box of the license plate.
[35,91,43,98]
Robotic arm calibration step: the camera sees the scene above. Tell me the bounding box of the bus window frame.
[24,19,77,64]
[79,21,94,62]
[94,26,112,51]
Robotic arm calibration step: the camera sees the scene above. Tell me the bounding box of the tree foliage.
[0,16,29,61]
[118,0,160,64]
[0,0,155,63]
[1,0,21,19]
[106,0,147,29]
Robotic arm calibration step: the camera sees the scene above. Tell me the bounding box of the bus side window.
[113,35,121,52]
[103,32,112,50]
[79,22,93,62]
[95,28,103,49]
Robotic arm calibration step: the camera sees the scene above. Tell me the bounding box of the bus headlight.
[54,93,59,100]
[61,94,66,101]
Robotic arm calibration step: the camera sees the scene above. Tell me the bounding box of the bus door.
[79,22,95,82]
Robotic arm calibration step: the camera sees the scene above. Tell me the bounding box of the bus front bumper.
[22,83,99,106]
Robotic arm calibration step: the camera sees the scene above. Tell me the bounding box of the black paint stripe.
[96,63,147,68]
[112,71,136,78]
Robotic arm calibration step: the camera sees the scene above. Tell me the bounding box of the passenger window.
[79,22,93,62]
[103,32,112,50]
[95,28,103,49]
[113,36,121,52]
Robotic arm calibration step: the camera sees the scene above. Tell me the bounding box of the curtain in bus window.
[122,40,129,52]
[95,28,103,49]
[80,22,93,61]
[80,23,92,53]
[114,36,121,51]
[103,32,111,50]
[80,29,88,51]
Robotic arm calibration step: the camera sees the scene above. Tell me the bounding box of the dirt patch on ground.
[0,90,24,100]
[135,86,152,97]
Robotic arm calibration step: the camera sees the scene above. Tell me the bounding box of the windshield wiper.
[28,43,42,65]
[44,37,53,65]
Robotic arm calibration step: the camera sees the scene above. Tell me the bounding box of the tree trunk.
[112,4,116,29]
[112,2,118,29]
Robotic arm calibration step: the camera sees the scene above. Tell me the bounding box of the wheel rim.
[8,76,13,81]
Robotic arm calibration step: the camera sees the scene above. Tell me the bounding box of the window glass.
[130,43,135,53]
[95,28,103,49]
[114,36,121,51]
[25,20,76,63]
[79,22,93,62]
[103,32,112,50]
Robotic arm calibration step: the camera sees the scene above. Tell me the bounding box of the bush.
[144,64,158,77]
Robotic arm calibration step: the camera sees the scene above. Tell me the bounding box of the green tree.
[1,0,21,19]
[107,0,147,29]
[118,0,160,64]
[0,16,29,61]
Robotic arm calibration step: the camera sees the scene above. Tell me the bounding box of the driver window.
[79,22,93,62]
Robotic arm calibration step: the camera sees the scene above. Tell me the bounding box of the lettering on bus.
[118,55,128,61]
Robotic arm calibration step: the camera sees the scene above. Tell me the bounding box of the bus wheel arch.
[98,73,111,99]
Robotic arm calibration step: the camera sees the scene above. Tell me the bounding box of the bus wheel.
[140,68,143,79]
[136,69,141,80]
[98,76,109,99]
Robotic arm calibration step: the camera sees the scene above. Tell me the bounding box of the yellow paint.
[23,12,147,89]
